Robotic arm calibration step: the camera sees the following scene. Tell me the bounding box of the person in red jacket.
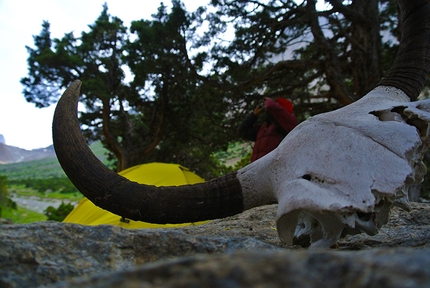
[238,97,298,162]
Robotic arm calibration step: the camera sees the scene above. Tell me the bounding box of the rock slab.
[0,203,429,287]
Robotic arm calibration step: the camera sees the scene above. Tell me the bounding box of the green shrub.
[0,175,17,218]
[44,202,74,222]
[10,177,79,194]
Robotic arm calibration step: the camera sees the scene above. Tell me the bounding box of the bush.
[44,202,74,221]
[0,175,17,218]
[9,177,79,194]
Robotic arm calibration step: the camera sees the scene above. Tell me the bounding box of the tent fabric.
[63,162,208,229]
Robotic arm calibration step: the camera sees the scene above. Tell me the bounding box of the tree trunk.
[350,0,382,99]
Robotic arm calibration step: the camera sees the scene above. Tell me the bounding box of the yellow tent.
[63,162,208,228]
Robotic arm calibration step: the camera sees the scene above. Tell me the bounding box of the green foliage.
[0,175,17,218]
[0,175,8,205]
[121,1,236,177]
[214,142,252,166]
[232,152,252,171]
[21,2,236,177]
[9,177,79,194]
[0,157,66,180]
[44,202,74,222]
[1,205,47,224]
[206,142,252,178]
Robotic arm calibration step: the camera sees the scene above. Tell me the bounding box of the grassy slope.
[2,206,47,223]
[0,142,108,223]
[0,141,108,180]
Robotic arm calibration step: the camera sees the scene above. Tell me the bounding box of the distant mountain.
[0,143,56,164]
[0,141,109,180]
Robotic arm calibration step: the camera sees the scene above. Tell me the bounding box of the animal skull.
[244,86,430,248]
[52,0,430,248]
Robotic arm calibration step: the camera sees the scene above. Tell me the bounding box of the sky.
[0,0,205,150]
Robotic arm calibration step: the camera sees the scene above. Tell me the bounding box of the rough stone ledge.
[0,202,429,287]
[48,248,430,288]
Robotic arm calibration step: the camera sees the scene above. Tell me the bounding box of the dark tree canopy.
[204,0,405,119]
[21,0,415,179]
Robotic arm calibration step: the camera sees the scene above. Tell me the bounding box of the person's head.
[276,98,294,113]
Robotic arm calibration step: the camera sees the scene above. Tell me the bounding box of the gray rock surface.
[0,202,429,287]
[51,249,430,288]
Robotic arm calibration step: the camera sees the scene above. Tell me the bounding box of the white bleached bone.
[237,86,430,248]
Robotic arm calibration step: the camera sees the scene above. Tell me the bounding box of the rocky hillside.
[0,143,55,164]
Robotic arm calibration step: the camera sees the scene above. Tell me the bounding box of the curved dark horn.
[52,80,244,223]
[377,0,430,100]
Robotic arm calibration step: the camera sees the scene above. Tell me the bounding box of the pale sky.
[0,0,204,150]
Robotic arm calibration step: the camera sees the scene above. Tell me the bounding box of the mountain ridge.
[0,143,56,164]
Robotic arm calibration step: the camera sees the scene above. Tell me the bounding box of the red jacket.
[238,98,298,162]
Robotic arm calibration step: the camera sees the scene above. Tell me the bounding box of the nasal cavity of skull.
[369,107,427,134]
[369,106,406,122]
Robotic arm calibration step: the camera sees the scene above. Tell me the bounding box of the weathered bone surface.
[238,86,430,248]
